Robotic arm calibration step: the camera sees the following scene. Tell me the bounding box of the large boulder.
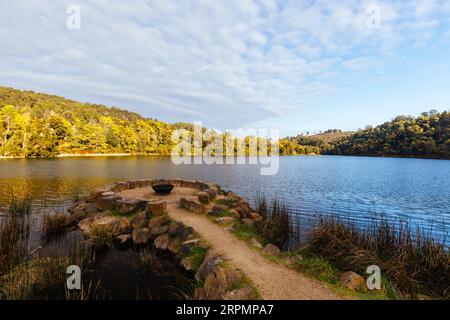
[89,185,114,200]
[132,227,150,245]
[96,194,121,211]
[340,272,366,291]
[248,212,263,221]
[197,192,210,204]
[130,211,148,229]
[263,243,281,255]
[154,234,171,250]
[112,182,130,193]
[78,211,116,235]
[145,200,167,217]
[117,198,147,215]
[168,221,184,236]
[149,225,169,239]
[112,217,132,236]
[195,252,219,282]
[195,267,242,300]
[180,256,197,271]
[148,215,169,229]
[180,197,206,215]
[168,238,181,254]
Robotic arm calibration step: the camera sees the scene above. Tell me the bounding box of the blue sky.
[1,0,450,136]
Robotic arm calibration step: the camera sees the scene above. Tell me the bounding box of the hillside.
[0,86,174,157]
[328,111,450,158]
[309,130,353,144]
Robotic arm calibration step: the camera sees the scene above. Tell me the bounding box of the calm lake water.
[1,155,449,241]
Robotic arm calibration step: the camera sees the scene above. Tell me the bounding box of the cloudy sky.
[1,0,450,136]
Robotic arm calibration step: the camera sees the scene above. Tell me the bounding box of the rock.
[149,225,169,239]
[145,200,168,217]
[229,209,241,220]
[215,217,235,225]
[263,244,281,255]
[96,195,120,211]
[117,198,146,215]
[113,234,132,250]
[340,272,366,291]
[112,182,130,193]
[115,233,132,244]
[196,267,242,300]
[180,256,197,271]
[130,211,148,229]
[101,191,116,197]
[132,228,150,244]
[222,287,254,300]
[250,238,263,249]
[195,252,219,282]
[168,221,183,236]
[168,238,181,254]
[112,217,131,236]
[248,212,263,221]
[204,188,217,200]
[84,202,98,214]
[235,207,248,219]
[154,234,171,250]
[77,211,116,235]
[181,238,200,247]
[148,215,169,229]
[284,255,303,266]
[197,192,210,204]
[211,205,227,215]
[241,218,254,225]
[70,208,87,223]
[180,226,193,240]
[237,199,252,214]
[180,197,206,215]
[89,185,114,200]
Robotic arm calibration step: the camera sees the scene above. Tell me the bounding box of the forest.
[0,86,448,158]
[0,86,312,157]
[326,111,450,158]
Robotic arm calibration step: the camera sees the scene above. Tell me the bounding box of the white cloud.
[0,0,448,130]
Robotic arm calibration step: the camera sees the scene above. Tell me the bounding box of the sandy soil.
[118,186,341,300]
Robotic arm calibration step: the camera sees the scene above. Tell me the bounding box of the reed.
[254,195,301,250]
[308,213,449,298]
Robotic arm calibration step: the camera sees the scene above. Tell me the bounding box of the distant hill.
[309,130,353,144]
[327,111,450,158]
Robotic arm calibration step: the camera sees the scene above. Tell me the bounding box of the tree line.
[1,86,448,158]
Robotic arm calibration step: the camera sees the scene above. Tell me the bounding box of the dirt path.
[118,186,341,300]
[167,203,341,300]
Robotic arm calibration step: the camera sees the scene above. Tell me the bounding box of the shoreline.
[0,152,448,160]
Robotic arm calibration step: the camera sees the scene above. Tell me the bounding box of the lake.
[1,155,449,242]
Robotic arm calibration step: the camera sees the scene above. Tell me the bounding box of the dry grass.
[42,212,73,236]
[88,224,114,250]
[308,214,450,299]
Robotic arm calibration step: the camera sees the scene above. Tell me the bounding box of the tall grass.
[308,214,449,298]
[0,196,32,274]
[254,195,301,250]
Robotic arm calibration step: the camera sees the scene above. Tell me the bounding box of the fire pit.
[152,183,174,195]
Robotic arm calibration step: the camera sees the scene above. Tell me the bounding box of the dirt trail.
[118,186,341,300]
[168,203,341,300]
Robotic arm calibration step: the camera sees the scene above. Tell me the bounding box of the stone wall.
[67,179,259,300]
